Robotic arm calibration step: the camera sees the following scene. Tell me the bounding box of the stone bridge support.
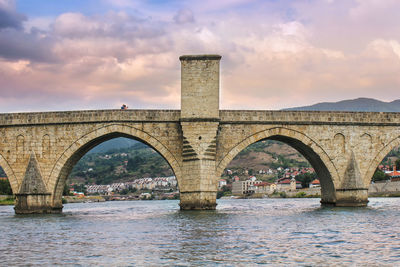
[179,55,221,209]
[334,152,369,206]
[14,154,57,214]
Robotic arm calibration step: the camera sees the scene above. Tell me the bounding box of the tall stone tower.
[179,55,221,210]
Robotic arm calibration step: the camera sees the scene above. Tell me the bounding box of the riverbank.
[0,196,14,205]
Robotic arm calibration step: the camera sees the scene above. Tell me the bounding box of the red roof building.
[309,179,320,188]
[389,166,400,181]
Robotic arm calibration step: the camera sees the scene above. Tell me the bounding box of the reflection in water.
[1,198,400,265]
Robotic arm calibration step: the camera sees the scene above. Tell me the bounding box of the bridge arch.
[365,135,400,185]
[217,127,339,203]
[0,153,18,194]
[48,123,182,207]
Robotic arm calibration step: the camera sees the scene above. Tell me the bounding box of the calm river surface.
[1,198,400,266]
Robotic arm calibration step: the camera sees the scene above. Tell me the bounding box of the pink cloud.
[0,0,399,112]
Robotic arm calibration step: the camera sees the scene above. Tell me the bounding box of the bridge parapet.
[3,109,399,127]
[0,110,181,126]
[220,110,400,125]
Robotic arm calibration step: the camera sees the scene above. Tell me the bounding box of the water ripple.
[1,198,400,265]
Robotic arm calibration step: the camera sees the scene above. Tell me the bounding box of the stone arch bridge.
[1,55,399,213]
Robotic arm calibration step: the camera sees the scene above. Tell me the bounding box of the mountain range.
[285,98,400,112]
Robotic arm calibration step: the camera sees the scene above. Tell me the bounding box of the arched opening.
[0,153,18,195]
[50,127,181,208]
[217,129,337,204]
[368,142,400,196]
[0,166,13,205]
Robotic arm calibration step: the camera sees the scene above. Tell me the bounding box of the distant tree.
[63,183,72,196]
[72,184,87,194]
[217,185,231,199]
[296,173,316,188]
[0,167,6,177]
[0,179,12,195]
[120,189,129,195]
[388,159,392,168]
[372,169,390,182]
[127,156,144,171]
[396,159,400,171]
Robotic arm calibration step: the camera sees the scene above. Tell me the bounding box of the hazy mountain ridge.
[285,98,400,112]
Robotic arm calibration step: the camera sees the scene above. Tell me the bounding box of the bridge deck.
[0,110,181,126]
[0,109,399,126]
[220,110,400,126]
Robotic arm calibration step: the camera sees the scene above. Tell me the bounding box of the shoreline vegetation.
[0,196,14,205]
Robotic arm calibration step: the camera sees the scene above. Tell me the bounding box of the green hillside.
[226,140,310,175]
[68,141,173,185]
[68,137,400,186]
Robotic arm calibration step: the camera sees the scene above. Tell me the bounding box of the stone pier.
[179,55,221,210]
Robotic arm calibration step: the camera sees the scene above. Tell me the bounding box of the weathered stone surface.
[334,189,369,207]
[340,151,365,190]
[179,191,217,210]
[180,55,220,119]
[179,55,221,209]
[0,54,400,213]
[14,154,56,214]
[18,154,48,194]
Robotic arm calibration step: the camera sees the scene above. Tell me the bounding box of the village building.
[276,177,299,192]
[85,176,177,195]
[309,179,321,188]
[232,177,277,195]
[232,178,256,195]
[389,166,400,181]
[252,181,276,194]
[218,179,227,188]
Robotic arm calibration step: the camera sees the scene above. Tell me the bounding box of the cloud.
[173,9,195,24]
[53,11,165,39]
[0,28,55,62]
[0,0,26,30]
[0,1,53,62]
[0,0,400,112]
[0,10,181,112]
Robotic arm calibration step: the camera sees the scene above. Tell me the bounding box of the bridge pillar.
[14,154,62,214]
[334,152,369,207]
[179,55,221,210]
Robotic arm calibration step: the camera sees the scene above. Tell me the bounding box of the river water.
[1,198,400,266]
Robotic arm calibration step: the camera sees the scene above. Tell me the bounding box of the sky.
[0,0,399,112]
